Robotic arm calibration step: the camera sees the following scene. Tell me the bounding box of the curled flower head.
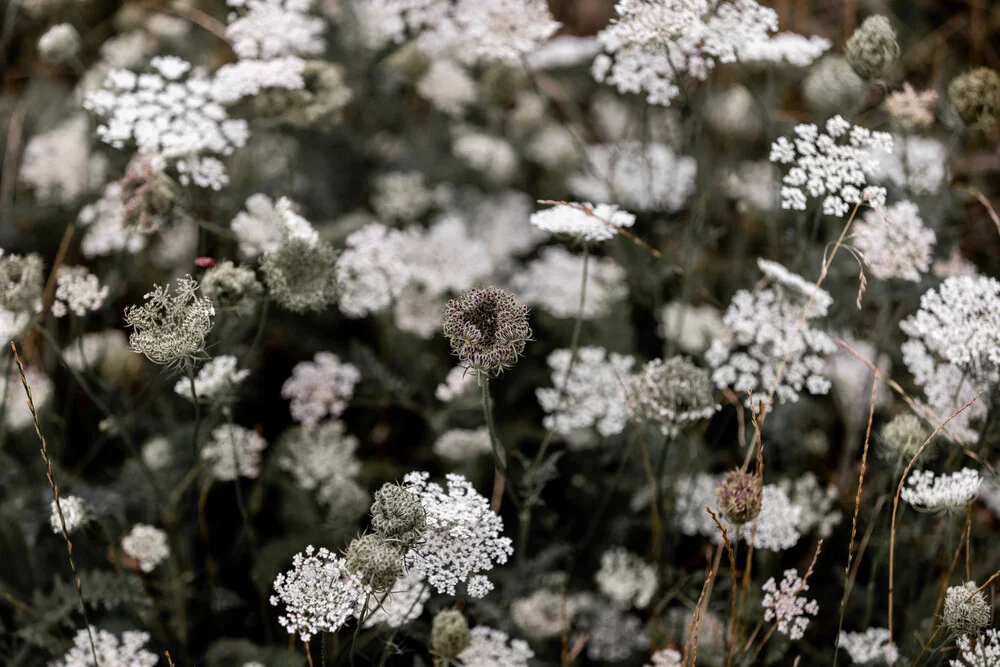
[442,286,532,376]
[345,533,403,593]
[370,482,427,551]
[845,15,899,80]
[630,356,719,437]
[261,238,339,314]
[716,470,763,524]
[943,582,991,637]
[123,276,214,370]
[200,261,264,318]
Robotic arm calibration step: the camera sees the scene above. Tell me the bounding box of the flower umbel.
[123,275,214,370]
[442,286,532,376]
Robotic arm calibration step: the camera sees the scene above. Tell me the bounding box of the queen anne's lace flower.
[19,115,106,204]
[707,259,836,410]
[50,495,90,534]
[442,286,532,376]
[77,183,147,259]
[371,171,434,222]
[404,215,494,298]
[225,0,325,60]
[281,352,361,430]
[201,424,268,481]
[951,628,1000,667]
[230,194,318,258]
[336,223,414,318]
[646,648,683,667]
[769,116,893,216]
[173,355,250,402]
[536,347,635,439]
[402,472,513,597]
[124,276,215,369]
[212,56,306,104]
[51,266,109,318]
[875,135,950,195]
[738,33,830,67]
[434,428,492,463]
[572,142,696,212]
[595,547,657,609]
[511,589,575,639]
[362,570,430,628]
[761,569,819,640]
[530,202,636,242]
[417,60,477,116]
[84,57,249,190]
[52,627,158,667]
[838,628,898,664]
[3,367,52,430]
[436,365,476,402]
[511,247,628,320]
[122,524,170,572]
[901,468,981,513]
[277,421,360,491]
[270,545,368,641]
[659,302,727,355]
[630,356,719,436]
[854,200,935,282]
[453,132,518,183]
[457,627,534,667]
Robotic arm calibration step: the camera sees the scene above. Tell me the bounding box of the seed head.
[201,260,264,318]
[431,609,471,660]
[442,286,532,376]
[370,482,426,551]
[880,413,928,459]
[630,356,718,436]
[0,251,44,313]
[345,534,403,593]
[260,238,338,314]
[845,16,900,79]
[943,582,990,637]
[949,67,1000,132]
[716,470,763,524]
[123,275,214,370]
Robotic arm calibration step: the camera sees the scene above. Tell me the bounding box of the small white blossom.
[122,524,170,572]
[402,472,513,597]
[511,589,576,639]
[434,428,492,463]
[951,628,1000,667]
[281,352,361,430]
[854,200,935,282]
[52,627,158,667]
[226,0,326,60]
[371,171,434,222]
[336,224,414,317]
[417,60,477,116]
[173,355,250,402]
[231,194,319,258]
[436,365,476,402]
[51,266,109,318]
[595,547,657,609]
[211,56,306,104]
[201,424,267,481]
[270,545,368,641]
[769,116,893,216]
[19,115,107,204]
[571,142,696,212]
[838,628,898,664]
[901,468,981,513]
[739,32,831,66]
[3,367,52,431]
[458,627,534,667]
[874,135,950,195]
[530,202,635,242]
[761,569,819,640]
[511,247,628,319]
[404,215,494,297]
[658,302,727,355]
[50,495,90,534]
[277,420,360,491]
[362,571,430,628]
[646,648,683,667]
[77,182,147,259]
[453,132,518,184]
[783,472,842,538]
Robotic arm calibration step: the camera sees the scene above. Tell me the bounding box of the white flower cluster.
[838,627,898,664]
[761,569,819,640]
[457,626,534,667]
[854,200,935,282]
[336,223,414,318]
[952,628,1000,667]
[84,56,250,189]
[3,367,52,431]
[784,473,842,538]
[453,131,519,184]
[875,135,950,195]
[50,495,90,534]
[270,545,368,641]
[201,424,268,481]
[121,524,170,572]
[646,648,683,667]
[572,142,696,212]
[371,171,434,222]
[707,259,836,409]
[416,60,477,116]
[231,194,319,258]
[738,32,830,66]
[281,352,361,430]
[901,468,981,513]
[511,246,628,319]
[402,471,513,597]
[658,302,727,355]
[51,266,110,318]
[530,202,636,243]
[278,421,359,491]
[212,57,306,104]
[434,427,492,463]
[436,365,476,402]
[174,355,250,402]
[769,115,893,216]
[595,547,657,609]
[536,347,636,439]
[403,215,494,299]
[77,183,147,258]
[511,589,573,639]
[19,115,107,204]
[226,0,325,60]
[52,627,158,667]
[362,571,430,628]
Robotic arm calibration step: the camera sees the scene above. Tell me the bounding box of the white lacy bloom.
[901,468,981,513]
[595,547,657,609]
[529,34,601,69]
[51,266,109,318]
[572,142,696,212]
[934,248,978,279]
[19,115,106,204]
[142,436,173,470]
[212,56,306,104]
[231,194,318,258]
[84,57,249,190]
[62,330,130,373]
[658,302,727,355]
[511,247,628,319]
[201,425,267,480]
[404,215,494,297]
[77,182,147,258]
[466,190,546,263]
[336,223,414,317]
[402,472,513,597]
[724,161,778,211]
[417,60,477,116]
[436,365,476,402]
[371,171,434,222]
[270,545,368,641]
[838,628,898,664]
[576,598,648,662]
[226,0,326,59]
[393,286,446,339]
[646,648,683,667]
[362,571,430,628]
[511,589,576,639]
[769,116,893,216]
[50,495,90,534]
[52,627,158,667]
[453,132,518,183]
[707,259,836,410]
[3,367,52,430]
[174,355,250,402]
[122,524,169,572]
[530,202,635,242]
[854,200,935,282]
[281,352,361,429]
[536,347,636,439]
[874,135,950,195]
[783,472,842,538]
[762,569,818,640]
[739,32,830,66]
[277,420,360,490]
[458,627,534,667]
[434,428,492,462]
[952,628,1000,667]
[592,0,778,106]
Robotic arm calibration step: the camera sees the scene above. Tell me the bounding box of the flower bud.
[846,16,900,80]
[431,609,471,660]
[716,470,763,524]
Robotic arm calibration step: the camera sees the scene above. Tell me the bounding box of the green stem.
[187,367,201,458]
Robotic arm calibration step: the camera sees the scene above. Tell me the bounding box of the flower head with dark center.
[442,286,531,376]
